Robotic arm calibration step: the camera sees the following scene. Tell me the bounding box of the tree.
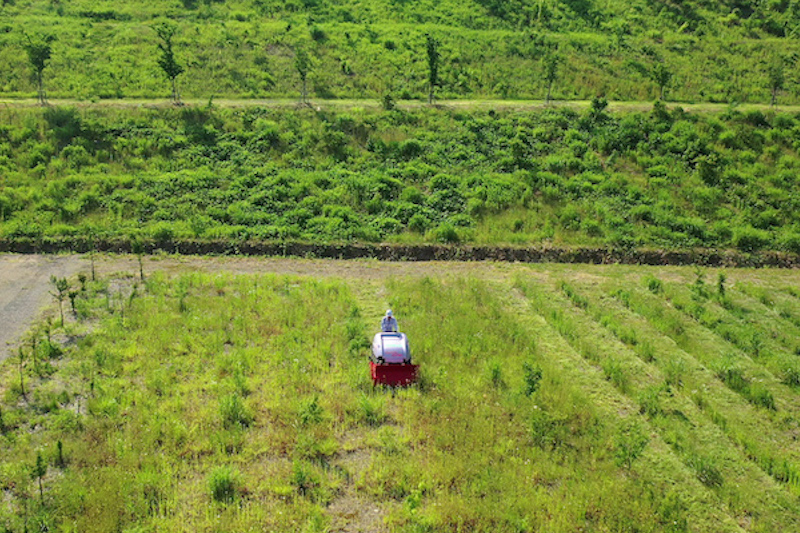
[153,22,184,104]
[766,57,785,106]
[543,52,559,103]
[50,275,69,326]
[425,34,440,104]
[22,33,54,105]
[651,62,672,101]
[131,237,145,281]
[294,46,311,104]
[31,451,47,504]
[17,346,26,397]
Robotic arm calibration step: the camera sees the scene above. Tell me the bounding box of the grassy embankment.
[2,263,800,531]
[2,103,800,254]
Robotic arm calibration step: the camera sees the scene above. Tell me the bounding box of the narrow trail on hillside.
[2,97,799,115]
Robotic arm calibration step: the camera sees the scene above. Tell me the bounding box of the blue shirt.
[381,316,398,332]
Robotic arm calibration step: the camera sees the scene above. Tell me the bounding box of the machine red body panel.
[369,360,418,387]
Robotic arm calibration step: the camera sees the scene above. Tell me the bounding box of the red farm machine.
[369,332,418,387]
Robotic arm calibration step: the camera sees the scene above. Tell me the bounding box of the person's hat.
[386,309,393,317]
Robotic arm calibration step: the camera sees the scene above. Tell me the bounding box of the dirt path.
[2,97,800,114]
[0,255,87,360]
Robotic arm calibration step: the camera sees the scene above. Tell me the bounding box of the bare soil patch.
[0,255,86,361]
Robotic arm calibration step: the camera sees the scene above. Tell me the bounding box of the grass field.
[2,258,800,532]
[2,0,799,105]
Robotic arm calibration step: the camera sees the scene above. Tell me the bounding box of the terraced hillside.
[2,258,800,532]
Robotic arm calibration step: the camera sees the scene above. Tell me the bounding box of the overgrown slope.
[2,103,800,253]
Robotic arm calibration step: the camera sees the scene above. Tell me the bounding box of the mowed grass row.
[2,265,800,531]
[515,276,800,532]
[513,266,800,531]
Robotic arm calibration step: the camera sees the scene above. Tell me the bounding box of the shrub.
[559,204,581,229]
[732,227,771,253]
[449,213,474,227]
[530,409,567,450]
[149,222,175,242]
[638,385,663,417]
[408,213,431,233]
[310,26,327,42]
[644,275,663,294]
[522,362,542,396]
[688,455,723,488]
[372,216,402,235]
[433,222,460,243]
[747,383,776,410]
[779,232,800,254]
[400,186,424,204]
[208,466,240,503]
[614,420,649,469]
[299,396,324,425]
[582,219,603,237]
[398,139,423,159]
[219,393,253,428]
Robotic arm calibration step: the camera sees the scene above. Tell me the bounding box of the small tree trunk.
[37,73,46,105]
[171,77,179,104]
[31,338,37,375]
[18,348,25,397]
[546,81,553,103]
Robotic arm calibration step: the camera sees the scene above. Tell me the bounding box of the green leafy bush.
[733,227,771,253]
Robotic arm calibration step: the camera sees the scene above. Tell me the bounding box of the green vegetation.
[2,103,800,252]
[3,2,800,529]
[0,0,799,103]
[153,20,185,104]
[20,32,54,105]
[2,263,800,531]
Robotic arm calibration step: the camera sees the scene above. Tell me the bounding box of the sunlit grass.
[2,264,800,531]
